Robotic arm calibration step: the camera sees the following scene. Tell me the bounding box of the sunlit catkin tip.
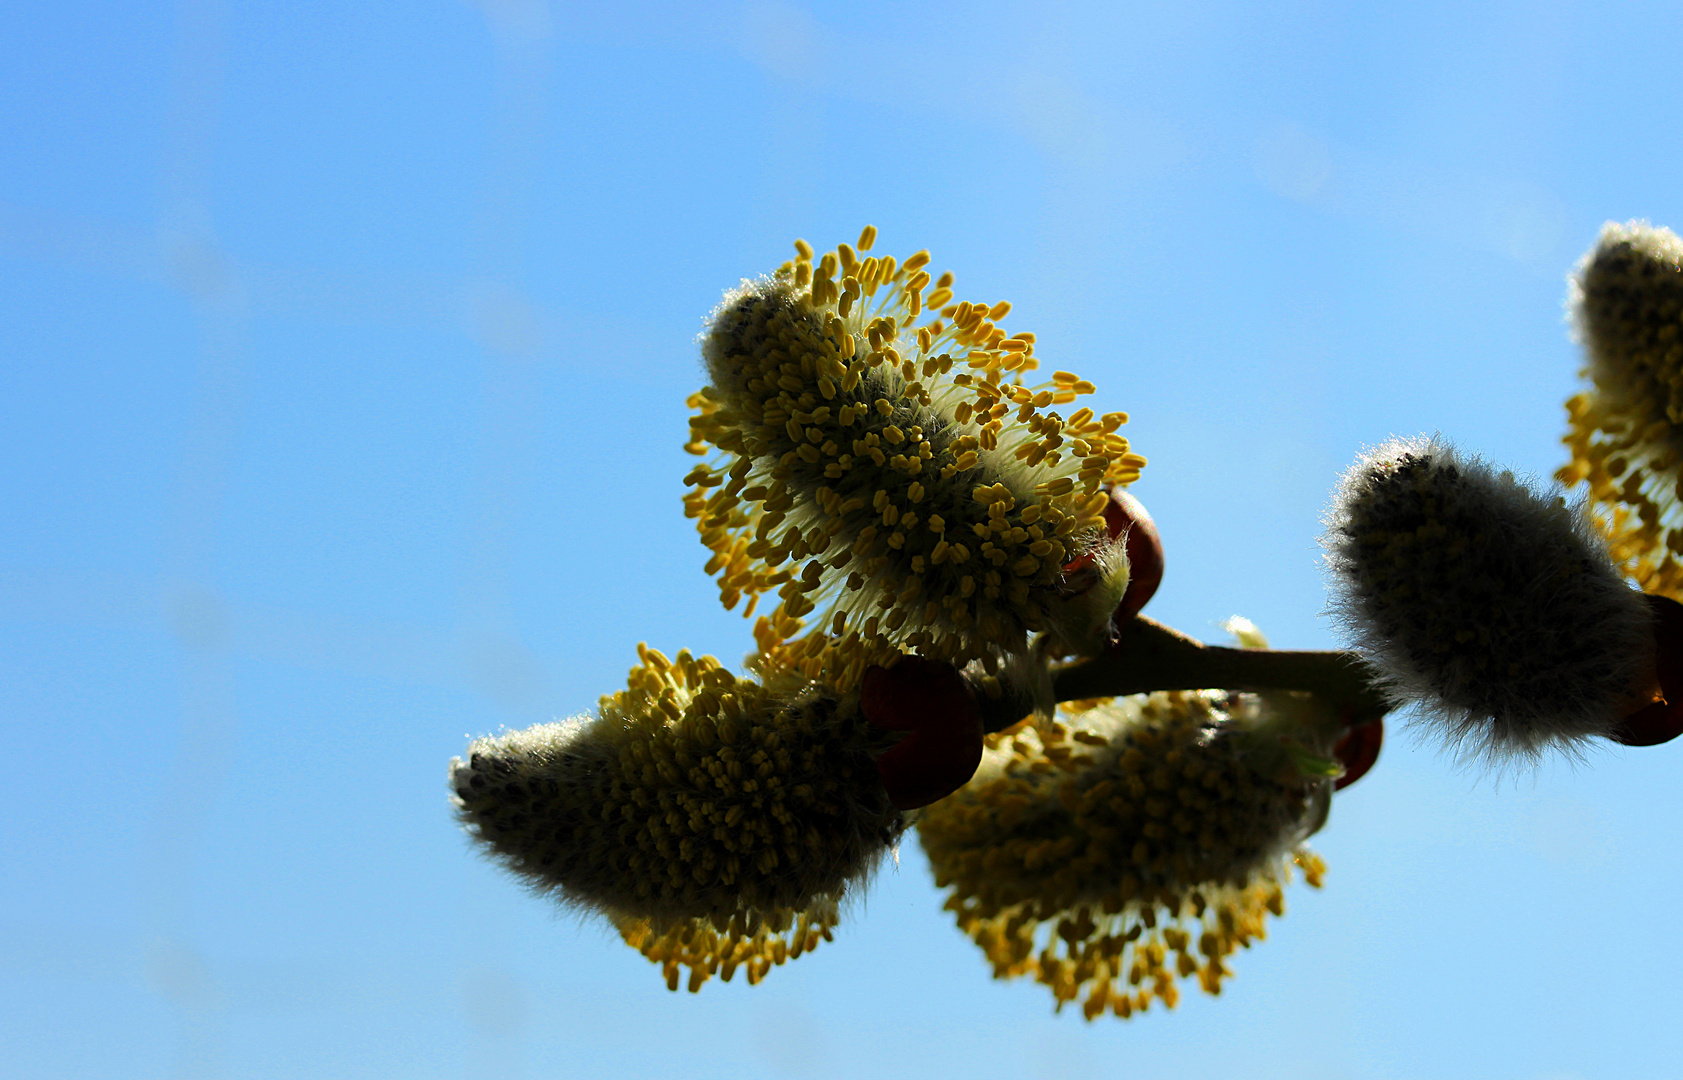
[1325,435,1653,763]
[685,230,1143,685]
[449,646,904,990]
[917,692,1330,1019]
[1574,221,1683,414]
[1559,221,1683,593]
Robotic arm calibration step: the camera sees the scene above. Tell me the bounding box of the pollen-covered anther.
[449,644,905,991]
[686,227,1144,685]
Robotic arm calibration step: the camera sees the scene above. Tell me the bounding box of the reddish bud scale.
[861,657,985,810]
[1065,487,1165,625]
[1105,489,1165,621]
[1332,716,1383,790]
[1612,593,1683,747]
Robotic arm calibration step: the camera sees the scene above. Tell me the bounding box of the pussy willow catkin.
[919,692,1328,1019]
[685,227,1144,688]
[451,645,903,991]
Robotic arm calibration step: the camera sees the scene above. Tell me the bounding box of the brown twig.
[978,615,1391,735]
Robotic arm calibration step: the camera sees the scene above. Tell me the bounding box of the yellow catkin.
[450,646,903,991]
[685,229,1144,688]
[917,691,1331,1019]
[1561,221,1683,597]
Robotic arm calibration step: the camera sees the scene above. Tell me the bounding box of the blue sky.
[6,2,1683,1077]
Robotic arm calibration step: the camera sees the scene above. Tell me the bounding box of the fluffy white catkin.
[1324,436,1651,763]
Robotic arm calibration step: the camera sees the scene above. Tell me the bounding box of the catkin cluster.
[684,228,1143,690]
[1326,436,1650,761]
[450,644,903,990]
[917,692,1326,1020]
[454,228,1164,996]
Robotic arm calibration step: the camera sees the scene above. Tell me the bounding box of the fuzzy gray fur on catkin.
[1324,436,1650,765]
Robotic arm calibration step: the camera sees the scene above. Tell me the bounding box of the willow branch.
[978,615,1391,735]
